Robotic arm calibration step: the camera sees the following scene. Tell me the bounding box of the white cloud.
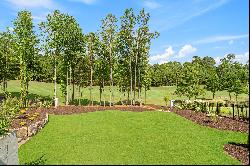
[143,0,161,9]
[32,15,46,21]
[5,0,54,9]
[32,12,51,22]
[176,44,197,58]
[215,51,249,65]
[234,51,249,64]
[228,40,234,45]
[149,46,174,64]
[69,0,97,5]
[193,34,249,45]
[214,56,222,65]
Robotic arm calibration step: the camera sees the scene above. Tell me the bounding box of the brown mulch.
[44,105,156,115]
[224,143,249,165]
[172,109,249,133]
[10,105,157,129]
[10,108,47,129]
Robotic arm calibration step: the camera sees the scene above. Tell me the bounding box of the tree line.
[0,8,158,107]
[0,9,248,107]
[150,55,249,101]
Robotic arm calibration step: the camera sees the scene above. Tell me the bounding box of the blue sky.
[0,0,249,64]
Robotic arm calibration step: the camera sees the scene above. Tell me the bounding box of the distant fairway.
[0,80,248,106]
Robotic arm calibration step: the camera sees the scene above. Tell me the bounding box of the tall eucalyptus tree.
[118,8,136,105]
[134,9,159,105]
[40,10,66,105]
[13,10,38,107]
[100,14,118,106]
[86,32,99,106]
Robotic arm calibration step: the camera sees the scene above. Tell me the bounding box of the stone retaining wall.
[0,132,19,165]
[9,113,49,146]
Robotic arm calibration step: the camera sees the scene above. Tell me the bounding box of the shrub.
[0,95,20,135]
[206,112,218,122]
[163,96,169,106]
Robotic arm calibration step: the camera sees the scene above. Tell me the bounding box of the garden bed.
[10,105,156,129]
[172,109,249,133]
[44,105,157,115]
[9,108,49,144]
[224,143,249,165]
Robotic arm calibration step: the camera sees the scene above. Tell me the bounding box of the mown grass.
[18,110,247,165]
[1,80,248,106]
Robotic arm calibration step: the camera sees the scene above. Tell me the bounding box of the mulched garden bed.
[224,143,249,165]
[172,109,249,133]
[10,105,157,129]
[44,105,156,115]
[11,108,47,129]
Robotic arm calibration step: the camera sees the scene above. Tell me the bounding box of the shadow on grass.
[24,154,47,165]
[6,92,52,101]
[70,98,144,106]
[228,142,249,149]
[70,98,113,106]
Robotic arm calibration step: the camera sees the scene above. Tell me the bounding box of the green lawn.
[19,111,247,165]
[1,80,248,106]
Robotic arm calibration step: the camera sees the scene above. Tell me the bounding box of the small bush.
[0,95,20,135]
[163,96,169,106]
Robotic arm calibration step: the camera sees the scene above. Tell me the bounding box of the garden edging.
[9,113,49,147]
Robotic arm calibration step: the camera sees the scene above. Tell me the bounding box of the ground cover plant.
[18,110,248,165]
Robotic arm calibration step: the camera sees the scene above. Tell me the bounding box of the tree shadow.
[228,142,249,149]
[70,98,144,106]
[6,92,52,101]
[23,154,47,165]
[70,98,114,106]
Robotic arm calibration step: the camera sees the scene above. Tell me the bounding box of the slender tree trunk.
[229,92,232,100]
[134,52,137,105]
[72,69,75,102]
[3,77,5,92]
[100,85,102,106]
[69,66,72,104]
[103,80,105,107]
[66,66,69,106]
[90,61,93,106]
[127,90,129,105]
[54,56,57,100]
[80,85,83,105]
[110,66,113,106]
[130,56,133,106]
[78,85,81,106]
[212,92,215,99]
[109,50,113,107]
[138,69,141,106]
[144,86,147,105]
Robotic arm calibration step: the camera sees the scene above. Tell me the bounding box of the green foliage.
[175,61,205,100]
[0,29,18,92]
[0,95,20,135]
[0,8,248,108]
[13,10,38,107]
[163,96,169,106]
[174,99,208,113]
